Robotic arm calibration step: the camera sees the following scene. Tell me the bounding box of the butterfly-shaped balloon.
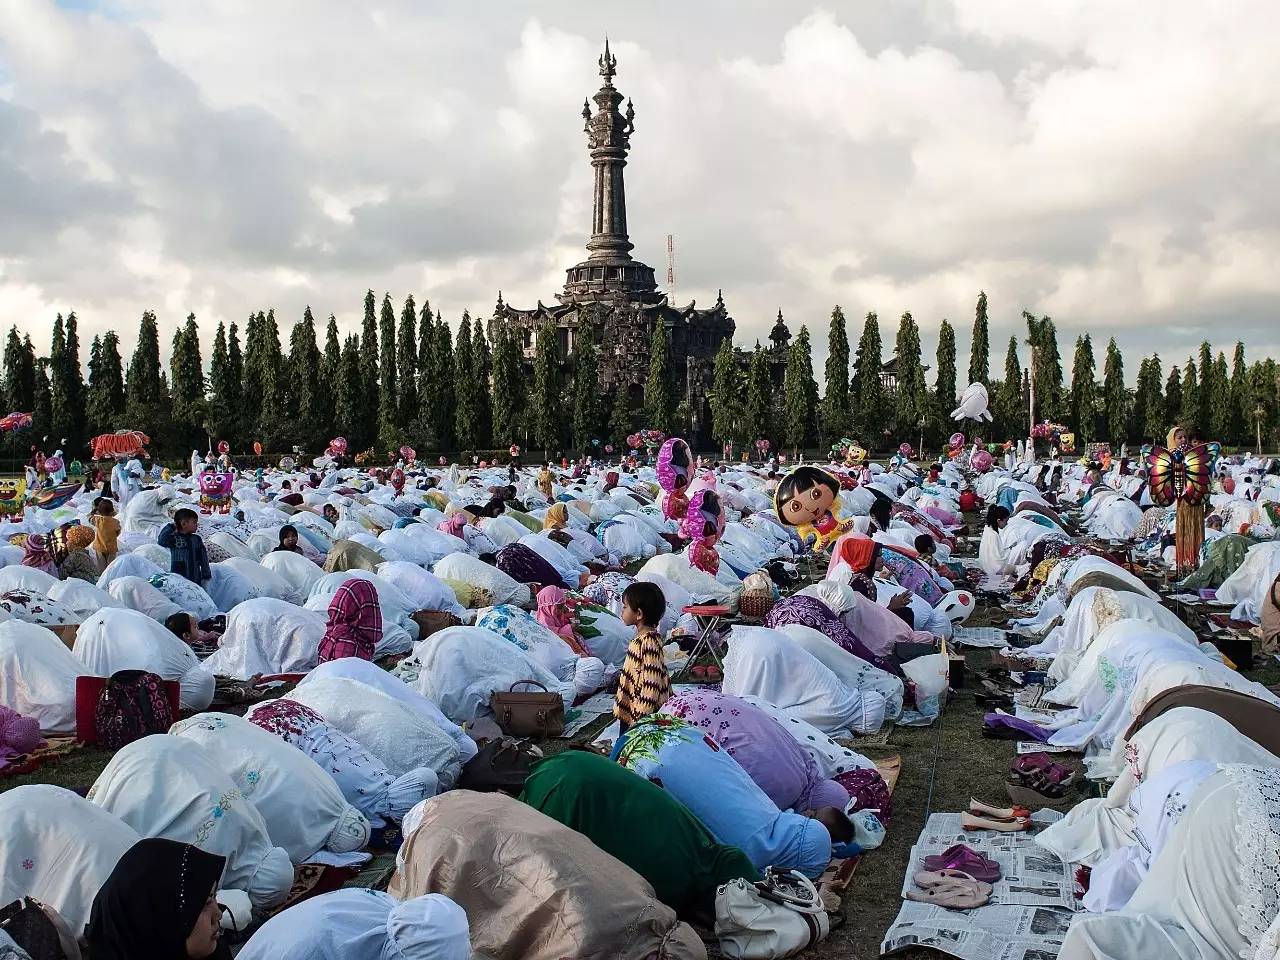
[1148,444,1211,506]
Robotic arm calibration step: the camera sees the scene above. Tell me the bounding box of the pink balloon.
[329,437,348,456]
[898,442,913,456]
[972,450,993,472]
[949,432,965,449]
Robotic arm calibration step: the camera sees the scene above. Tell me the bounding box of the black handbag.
[456,738,540,794]
[0,898,72,960]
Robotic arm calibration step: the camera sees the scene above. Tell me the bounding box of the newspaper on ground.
[561,691,615,738]
[953,626,1010,648]
[884,811,1074,959]
[1011,704,1077,755]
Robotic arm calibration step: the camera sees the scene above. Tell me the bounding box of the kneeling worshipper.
[88,734,294,910]
[491,541,570,590]
[518,749,757,920]
[432,551,532,607]
[199,597,327,679]
[0,620,85,734]
[74,607,215,711]
[613,714,852,879]
[0,785,140,937]
[764,591,902,677]
[170,713,371,863]
[395,788,709,958]
[1059,765,1280,960]
[288,677,467,787]
[401,625,576,727]
[475,602,606,697]
[1038,705,1280,874]
[721,625,888,736]
[236,888,471,960]
[658,689,873,812]
[316,576,383,664]
[86,838,230,960]
[297,655,476,762]
[247,698,440,828]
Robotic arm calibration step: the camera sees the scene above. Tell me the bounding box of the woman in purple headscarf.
[492,542,569,590]
[765,594,903,678]
[659,690,869,812]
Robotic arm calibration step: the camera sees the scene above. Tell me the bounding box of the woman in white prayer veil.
[1059,765,1280,960]
[775,622,905,720]
[118,486,174,536]
[405,625,576,726]
[247,697,438,828]
[74,607,214,711]
[96,552,164,591]
[721,626,887,736]
[259,548,323,602]
[88,735,294,911]
[104,575,183,623]
[236,888,471,960]
[374,562,466,619]
[0,785,140,936]
[171,712,371,863]
[201,598,326,680]
[297,656,476,762]
[1039,707,1280,871]
[0,565,59,596]
[0,622,85,733]
[289,676,466,788]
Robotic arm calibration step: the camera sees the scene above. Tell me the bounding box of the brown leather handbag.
[489,681,565,739]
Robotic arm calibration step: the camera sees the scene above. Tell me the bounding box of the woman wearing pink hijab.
[535,586,589,656]
[436,511,469,540]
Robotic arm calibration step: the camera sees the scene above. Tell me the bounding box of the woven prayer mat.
[0,735,83,779]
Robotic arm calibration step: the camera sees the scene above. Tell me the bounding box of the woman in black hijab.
[87,838,230,960]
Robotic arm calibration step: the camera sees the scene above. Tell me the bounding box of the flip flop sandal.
[920,845,1002,883]
[906,871,992,909]
[970,798,1030,820]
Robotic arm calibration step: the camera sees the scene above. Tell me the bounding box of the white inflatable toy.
[951,383,992,422]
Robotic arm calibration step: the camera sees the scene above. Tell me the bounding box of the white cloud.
[0,0,1275,383]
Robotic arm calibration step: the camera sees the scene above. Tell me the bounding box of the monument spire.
[560,40,657,304]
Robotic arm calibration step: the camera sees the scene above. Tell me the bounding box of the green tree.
[710,338,741,445]
[288,308,324,449]
[1179,358,1198,430]
[1140,354,1164,442]
[207,322,236,445]
[48,314,75,443]
[87,330,126,439]
[1102,338,1126,442]
[397,296,418,430]
[1210,351,1231,441]
[1229,342,1248,445]
[473,321,493,449]
[744,348,774,446]
[226,321,243,446]
[432,316,455,449]
[2,328,34,413]
[1068,334,1098,443]
[1024,312,1065,422]
[240,312,265,443]
[317,315,340,437]
[608,383,632,442]
[33,359,52,441]
[491,326,521,447]
[124,310,168,437]
[335,334,362,443]
[968,291,990,386]
[169,314,206,451]
[571,317,601,451]
[892,313,928,438]
[644,320,676,434]
[933,318,957,441]
[821,306,850,440]
[1164,364,1183,433]
[378,294,399,449]
[63,312,85,444]
[994,336,1023,436]
[256,310,289,450]
[783,326,818,452]
[358,290,380,450]
[851,312,884,440]
[1196,341,1214,435]
[532,318,561,453]
[453,314,476,451]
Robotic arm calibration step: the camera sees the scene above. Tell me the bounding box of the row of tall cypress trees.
[3,290,1278,460]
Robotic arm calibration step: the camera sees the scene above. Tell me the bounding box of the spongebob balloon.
[951,382,993,422]
[0,477,26,521]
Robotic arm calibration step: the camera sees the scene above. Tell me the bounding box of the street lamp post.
[1255,404,1265,455]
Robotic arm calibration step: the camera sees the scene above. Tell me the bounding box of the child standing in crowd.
[614,581,671,731]
[90,497,121,567]
[158,508,211,587]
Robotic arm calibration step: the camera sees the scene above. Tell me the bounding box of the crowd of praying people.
[0,432,1278,959]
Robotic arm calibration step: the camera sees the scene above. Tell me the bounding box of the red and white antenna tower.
[666,233,676,301]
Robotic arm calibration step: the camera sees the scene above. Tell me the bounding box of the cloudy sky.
[2,0,1277,383]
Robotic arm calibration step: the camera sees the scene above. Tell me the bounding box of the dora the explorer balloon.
[774,465,854,553]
